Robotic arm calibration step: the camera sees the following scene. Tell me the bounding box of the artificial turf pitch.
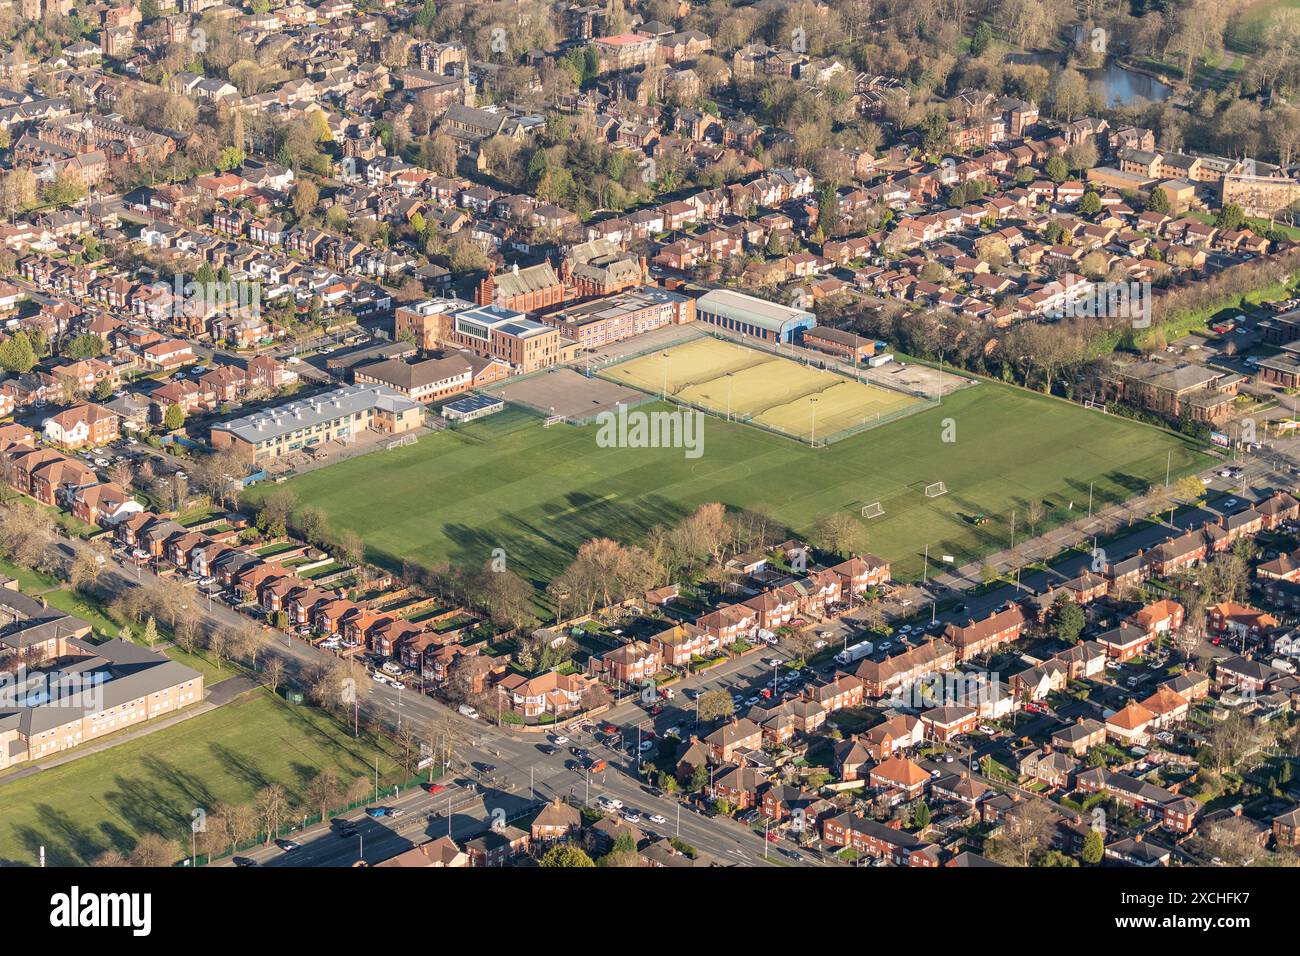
[251,377,1209,587]
[600,335,920,441]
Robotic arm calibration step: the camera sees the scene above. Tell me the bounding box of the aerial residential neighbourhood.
[0,0,1294,909]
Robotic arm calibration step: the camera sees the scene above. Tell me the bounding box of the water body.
[1006,50,1173,106]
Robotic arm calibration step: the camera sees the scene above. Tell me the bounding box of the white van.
[457,704,479,719]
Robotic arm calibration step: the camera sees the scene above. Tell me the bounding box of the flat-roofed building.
[394,298,576,373]
[592,32,659,73]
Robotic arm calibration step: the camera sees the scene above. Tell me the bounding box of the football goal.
[386,434,417,450]
[924,481,948,498]
[861,501,885,519]
[543,415,565,428]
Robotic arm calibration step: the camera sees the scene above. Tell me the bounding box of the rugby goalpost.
[924,481,948,498]
[861,501,885,519]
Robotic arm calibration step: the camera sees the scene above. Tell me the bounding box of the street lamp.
[809,397,819,446]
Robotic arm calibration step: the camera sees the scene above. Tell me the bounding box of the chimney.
[476,271,495,306]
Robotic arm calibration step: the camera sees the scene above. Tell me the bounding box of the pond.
[1007,50,1173,106]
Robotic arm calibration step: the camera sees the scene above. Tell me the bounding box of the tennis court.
[600,335,921,442]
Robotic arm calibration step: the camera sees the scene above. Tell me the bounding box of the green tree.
[971,21,993,56]
[1148,186,1169,213]
[163,403,185,432]
[0,331,37,373]
[1052,597,1086,644]
[1216,202,1245,232]
[1078,191,1102,215]
[65,333,106,359]
[1081,829,1104,864]
[1045,155,1068,184]
[919,111,949,152]
[539,844,595,867]
[912,801,931,829]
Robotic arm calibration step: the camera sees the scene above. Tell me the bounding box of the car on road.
[565,759,582,771]
[765,831,781,843]
[365,807,392,818]
[275,839,300,851]
[648,813,667,825]
[539,744,558,756]
[785,849,803,861]
[337,824,357,838]
[551,735,569,745]
[767,658,785,667]
[600,725,618,735]
[422,783,446,794]
[598,796,623,811]
[621,809,641,823]
[232,856,258,867]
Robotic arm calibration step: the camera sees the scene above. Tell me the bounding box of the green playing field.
[248,379,1209,588]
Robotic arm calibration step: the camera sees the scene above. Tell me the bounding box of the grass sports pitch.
[599,335,922,442]
[251,378,1210,588]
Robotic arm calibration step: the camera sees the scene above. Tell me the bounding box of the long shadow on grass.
[139,754,218,815]
[9,804,110,866]
[208,743,271,794]
[440,491,692,589]
[105,773,192,841]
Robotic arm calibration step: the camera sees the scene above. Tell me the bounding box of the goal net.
[924,481,948,498]
[543,415,565,428]
[386,434,417,450]
[861,501,884,519]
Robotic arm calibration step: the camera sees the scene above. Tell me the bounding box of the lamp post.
[809,397,819,446]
